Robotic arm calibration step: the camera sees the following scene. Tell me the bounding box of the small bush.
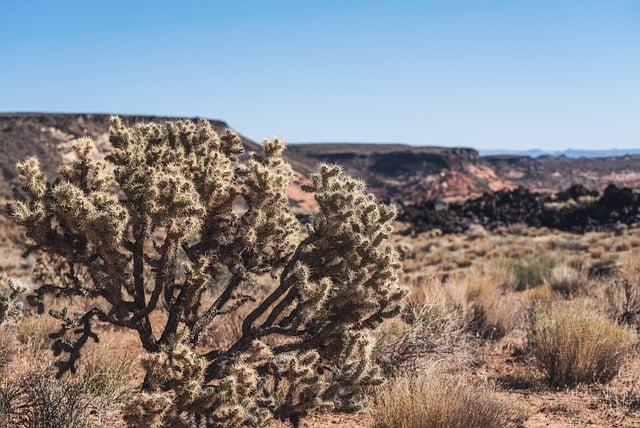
[371,366,513,428]
[462,277,522,340]
[15,315,56,354]
[375,280,467,374]
[80,342,134,406]
[509,255,556,291]
[0,371,90,428]
[530,306,630,387]
[549,263,585,297]
[455,258,472,268]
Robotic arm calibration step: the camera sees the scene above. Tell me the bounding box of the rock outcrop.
[398,184,640,235]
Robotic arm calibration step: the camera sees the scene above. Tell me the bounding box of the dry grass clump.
[530,305,631,387]
[607,252,640,328]
[463,278,522,339]
[548,262,586,297]
[79,341,135,407]
[446,264,524,339]
[375,278,469,374]
[15,315,57,357]
[371,365,513,428]
[0,370,91,428]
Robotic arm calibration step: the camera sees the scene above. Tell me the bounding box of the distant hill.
[479,148,640,158]
[3,114,640,204]
[0,113,261,198]
[482,153,640,192]
[286,143,513,201]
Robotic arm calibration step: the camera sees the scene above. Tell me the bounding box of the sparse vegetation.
[509,254,556,291]
[371,365,513,428]
[2,115,640,426]
[0,371,91,428]
[530,305,631,387]
[8,117,406,426]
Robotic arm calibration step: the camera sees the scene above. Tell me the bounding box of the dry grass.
[530,304,631,387]
[0,370,91,428]
[79,340,135,406]
[375,277,471,374]
[548,262,586,297]
[4,215,640,426]
[371,365,514,428]
[449,271,523,340]
[15,314,58,357]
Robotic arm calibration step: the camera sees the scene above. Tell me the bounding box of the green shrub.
[9,117,406,426]
[509,255,556,291]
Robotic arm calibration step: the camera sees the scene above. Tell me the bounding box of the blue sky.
[1,1,638,150]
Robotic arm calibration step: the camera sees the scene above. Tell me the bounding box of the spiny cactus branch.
[10,118,406,427]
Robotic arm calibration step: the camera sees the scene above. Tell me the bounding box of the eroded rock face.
[285,143,515,202]
[398,184,640,235]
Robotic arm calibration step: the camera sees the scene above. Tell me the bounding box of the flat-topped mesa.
[286,143,502,201]
[286,143,480,177]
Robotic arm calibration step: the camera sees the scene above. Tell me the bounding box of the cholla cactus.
[0,276,26,324]
[9,117,406,426]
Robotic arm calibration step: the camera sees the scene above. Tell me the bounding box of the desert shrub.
[461,276,522,340]
[9,117,406,426]
[607,252,640,329]
[509,254,556,291]
[0,276,25,325]
[520,284,555,309]
[530,305,630,387]
[455,257,472,268]
[371,365,512,428]
[465,224,487,241]
[549,262,585,297]
[0,371,90,428]
[588,257,618,278]
[80,341,135,407]
[375,279,467,375]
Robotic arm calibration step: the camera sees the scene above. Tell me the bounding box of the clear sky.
[1,1,638,150]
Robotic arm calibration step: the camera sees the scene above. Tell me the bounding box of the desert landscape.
[1,114,640,427]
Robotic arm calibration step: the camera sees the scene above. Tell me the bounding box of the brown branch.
[189,273,244,345]
[260,286,298,329]
[241,236,313,337]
